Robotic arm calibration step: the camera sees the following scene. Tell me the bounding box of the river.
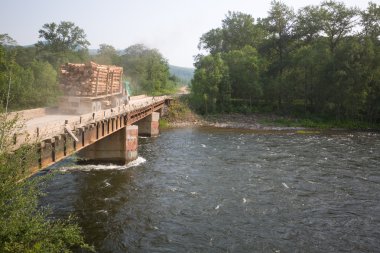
[42,127,380,252]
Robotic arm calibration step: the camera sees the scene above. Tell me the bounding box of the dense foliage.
[191,1,380,123]
[120,44,178,95]
[0,114,93,252]
[0,42,60,110]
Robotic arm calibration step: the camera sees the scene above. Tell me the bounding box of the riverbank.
[163,112,309,131]
[161,100,380,131]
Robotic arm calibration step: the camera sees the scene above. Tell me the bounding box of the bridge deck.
[12,95,170,148]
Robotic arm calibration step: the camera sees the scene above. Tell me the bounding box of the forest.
[0,22,179,111]
[191,1,380,124]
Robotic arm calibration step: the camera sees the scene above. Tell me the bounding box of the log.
[59,62,123,97]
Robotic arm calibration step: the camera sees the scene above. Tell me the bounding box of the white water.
[59,156,146,172]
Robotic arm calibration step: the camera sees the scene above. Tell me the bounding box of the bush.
[0,113,93,253]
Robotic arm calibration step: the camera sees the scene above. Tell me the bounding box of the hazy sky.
[0,0,371,68]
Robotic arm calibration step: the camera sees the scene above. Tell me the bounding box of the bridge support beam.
[78,125,138,164]
[136,112,160,137]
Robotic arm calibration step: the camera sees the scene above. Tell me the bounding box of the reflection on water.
[42,128,380,252]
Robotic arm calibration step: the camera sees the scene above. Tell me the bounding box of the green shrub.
[0,113,93,253]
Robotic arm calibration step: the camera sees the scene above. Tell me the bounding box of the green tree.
[94,43,120,65]
[36,21,90,67]
[361,2,380,122]
[224,45,262,107]
[0,34,16,46]
[191,54,230,113]
[29,60,59,106]
[361,2,380,40]
[286,43,318,112]
[262,0,296,109]
[0,39,18,111]
[37,21,90,52]
[295,5,323,43]
[198,28,223,54]
[1,35,59,110]
[14,46,37,68]
[320,0,358,54]
[199,11,266,54]
[121,44,172,95]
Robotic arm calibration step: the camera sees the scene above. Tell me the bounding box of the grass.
[159,119,170,129]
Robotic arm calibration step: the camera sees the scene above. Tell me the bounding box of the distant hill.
[169,65,194,85]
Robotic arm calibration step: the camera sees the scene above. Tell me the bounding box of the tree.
[143,49,170,94]
[94,44,120,65]
[198,28,224,54]
[361,2,380,40]
[37,21,90,52]
[221,12,264,52]
[120,44,173,95]
[121,44,148,91]
[36,21,90,67]
[262,0,296,109]
[0,38,17,112]
[199,12,266,54]
[224,46,262,106]
[286,41,329,113]
[295,5,323,43]
[320,0,358,53]
[124,43,148,58]
[0,34,16,46]
[191,54,230,113]
[29,60,59,106]
[361,2,380,122]
[0,34,60,110]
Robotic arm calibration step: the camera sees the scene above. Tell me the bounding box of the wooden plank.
[95,69,99,96]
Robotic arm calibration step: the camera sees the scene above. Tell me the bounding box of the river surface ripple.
[42,127,380,253]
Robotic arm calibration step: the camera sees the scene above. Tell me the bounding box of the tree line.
[191,1,380,123]
[0,21,178,111]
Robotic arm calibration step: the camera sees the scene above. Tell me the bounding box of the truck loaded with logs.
[58,62,130,114]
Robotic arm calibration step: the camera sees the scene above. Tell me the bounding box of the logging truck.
[58,62,130,114]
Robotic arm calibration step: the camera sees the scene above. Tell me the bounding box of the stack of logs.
[59,62,123,96]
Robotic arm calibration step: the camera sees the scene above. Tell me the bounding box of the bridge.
[9,95,172,173]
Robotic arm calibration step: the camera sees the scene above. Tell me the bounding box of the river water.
[42,127,380,253]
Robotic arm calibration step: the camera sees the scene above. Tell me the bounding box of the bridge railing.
[8,96,170,150]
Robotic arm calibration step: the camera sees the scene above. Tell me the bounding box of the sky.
[0,0,371,68]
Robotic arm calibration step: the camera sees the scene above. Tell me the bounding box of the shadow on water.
[41,127,380,252]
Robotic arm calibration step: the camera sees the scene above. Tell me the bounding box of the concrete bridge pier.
[136,112,160,137]
[78,125,138,164]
